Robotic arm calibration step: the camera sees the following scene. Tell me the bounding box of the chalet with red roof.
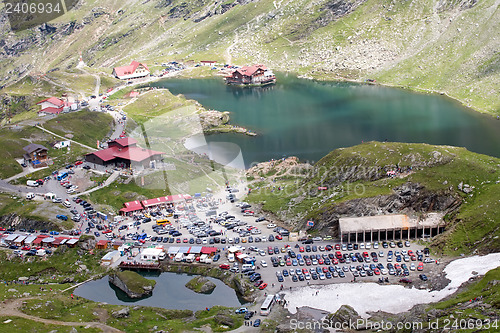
[84,137,164,169]
[112,61,150,80]
[224,64,276,86]
[36,97,66,115]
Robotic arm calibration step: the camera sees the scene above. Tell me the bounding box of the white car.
[266,223,276,229]
[66,188,75,194]
[312,236,322,241]
[261,260,267,267]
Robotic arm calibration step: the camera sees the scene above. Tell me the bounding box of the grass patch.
[0,246,107,283]
[84,180,170,211]
[43,110,114,147]
[0,193,51,226]
[0,316,100,333]
[123,89,202,125]
[432,267,500,310]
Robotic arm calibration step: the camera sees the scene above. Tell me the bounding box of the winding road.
[0,298,123,333]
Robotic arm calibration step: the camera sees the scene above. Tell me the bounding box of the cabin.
[224,64,276,86]
[112,61,150,80]
[54,140,71,149]
[23,143,49,168]
[85,137,164,170]
[36,97,66,115]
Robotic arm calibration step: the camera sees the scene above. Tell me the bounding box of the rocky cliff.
[108,271,156,299]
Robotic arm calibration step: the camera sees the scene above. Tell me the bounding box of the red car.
[299,247,305,252]
[259,283,268,290]
[102,229,112,234]
[22,246,31,251]
[0,227,5,231]
[275,235,283,240]
[417,262,424,271]
[75,161,83,166]
[219,264,230,270]
[335,244,341,250]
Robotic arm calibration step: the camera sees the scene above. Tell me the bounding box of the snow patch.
[284,253,500,317]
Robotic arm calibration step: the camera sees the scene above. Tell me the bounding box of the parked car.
[235,307,248,314]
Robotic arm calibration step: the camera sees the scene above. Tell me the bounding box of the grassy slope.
[1,0,498,116]
[122,89,202,125]
[0,246,107,282]
[247,142,500,254]
[84,181,170,211]
[43,110,114,147]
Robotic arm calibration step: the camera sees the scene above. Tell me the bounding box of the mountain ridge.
[0,0,499,115]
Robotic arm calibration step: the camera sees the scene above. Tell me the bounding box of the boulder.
[215,314,234,326]
[329,305,362,327]
[112,307,130,318]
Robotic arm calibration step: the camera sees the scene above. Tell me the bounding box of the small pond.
[74,272,247,311]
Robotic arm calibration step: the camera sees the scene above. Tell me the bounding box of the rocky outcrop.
[111,307,130,318]
[328,305,362,328]
[214,314,234,326]
[108,271,156,299]
[199,110,230,129]
[185,276,216,294]
[298,182,459,233]
[78,236,96,251]
[0,213,57,231]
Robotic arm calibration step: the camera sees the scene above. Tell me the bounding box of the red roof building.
[224,64,276,86]
[84,137,164,169]
[37,97,67,115]
[119,200,144,214]
[112,61,150,80]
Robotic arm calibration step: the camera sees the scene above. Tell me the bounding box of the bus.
[156,219,171,226]
[57,172,68,181]
[260,294,275,316]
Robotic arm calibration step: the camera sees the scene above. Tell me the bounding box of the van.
[242,264,255,271]
[27,180,39,187]
[36,249,46,256]
[158,252,166,260]
[45,193,56,200]
[26,193,35,200]
[228,253,235,262]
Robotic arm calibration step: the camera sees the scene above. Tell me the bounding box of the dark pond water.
[74,272,246,310]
